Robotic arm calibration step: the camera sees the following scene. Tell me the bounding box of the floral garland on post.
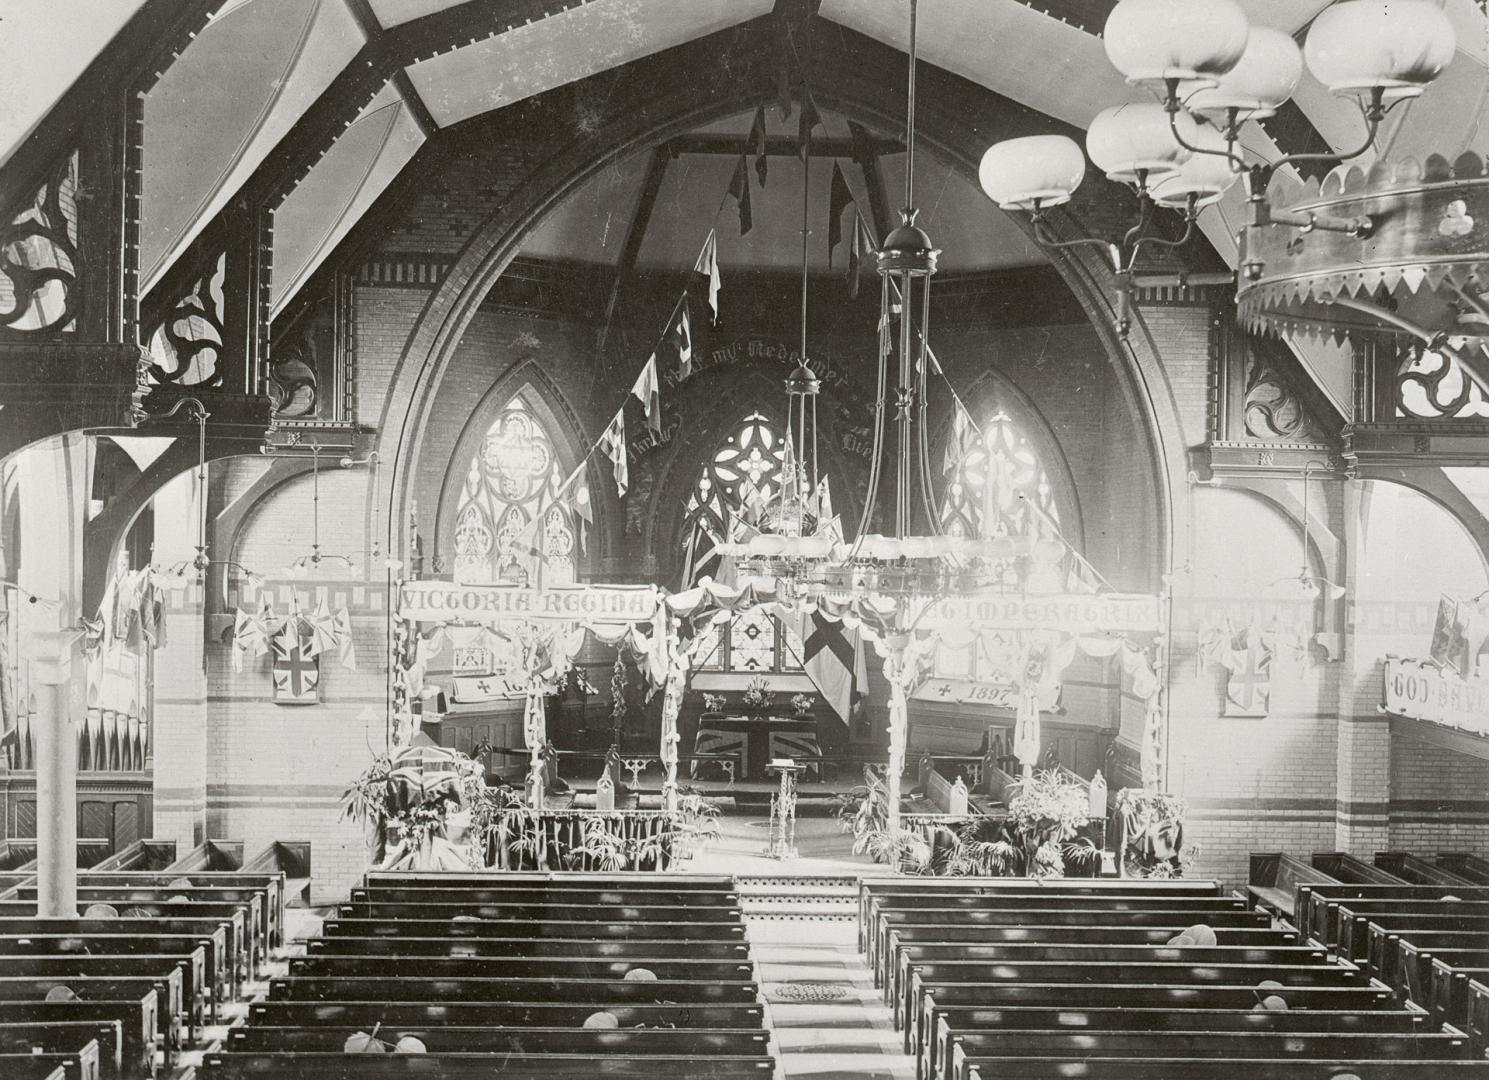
[609,652,628,748]
[1115,788,1198,878]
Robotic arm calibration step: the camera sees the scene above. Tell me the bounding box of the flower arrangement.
[741,676,774,715]
[701,692,727,714]
[1116,788,1198,878]
[790,693,813,716]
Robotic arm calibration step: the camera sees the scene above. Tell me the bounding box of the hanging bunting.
[728,154,753,236]
[848,213,874,299]
[333,608,357,670]
[815,475,835,522]
[796,87,822,160]
[563,462,593,553]
[750,105,769,186]
[943,400,976,474]
[827,162,855,268]
[599,412,629,497]
[631,355,662,436]
[694,229,721,322]
[305,598,340,658]
[667,297,694,380]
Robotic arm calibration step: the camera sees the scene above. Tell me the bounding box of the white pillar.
[31,630,79,917]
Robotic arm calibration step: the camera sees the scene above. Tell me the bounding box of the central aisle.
[752,918,915,1080]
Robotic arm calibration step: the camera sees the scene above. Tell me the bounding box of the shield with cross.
[271,622,320,705]
[1223,630,1272,718]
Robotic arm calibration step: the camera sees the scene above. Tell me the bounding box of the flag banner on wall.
[827,161,854,267]
[750,106,768,185]
[1429,594,1471,674]
[271,623,319,705]
[632,355,662,436]
[599,413,628,497]
[798,611,867,723]
[1222,628,1272,717]
[668,298,693,380]
[728,154,753,236]
[694,230,721,321]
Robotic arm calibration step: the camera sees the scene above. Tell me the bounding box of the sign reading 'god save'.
[1382,657,1489,737]
[400,582,660,624]
[922,593,1162,634]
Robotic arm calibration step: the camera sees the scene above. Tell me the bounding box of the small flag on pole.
[694,229,721,322]
[797,88,822,161]
[827,162,855,268]
[668,298,694,380]
[599,413,629,497]
[564,462,593,553]
[848,213,873,299]
[632,355,662,436]
[750,106,769,186]
[944,400,975,474]
[728,154,753,236]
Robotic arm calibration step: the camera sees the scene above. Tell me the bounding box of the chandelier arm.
[1162,100,1247,173]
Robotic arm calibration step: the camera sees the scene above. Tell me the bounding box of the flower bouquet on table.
[741,676,773,716]
[790,693,813,716]
[701,692,727,715]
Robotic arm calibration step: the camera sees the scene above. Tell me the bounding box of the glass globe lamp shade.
[1103,0,1249,86]
[1181,26,1303,120]
[1304,0,1455,101]
[1086,103,1196,185]
[978,135,1086,211]
[1149,122,1239,208]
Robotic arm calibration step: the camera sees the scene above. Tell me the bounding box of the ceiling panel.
[363,0,467,28]
[140,0,365,292]
[0,0,150,171]
[272,84,426,314]
[406,0,770,127]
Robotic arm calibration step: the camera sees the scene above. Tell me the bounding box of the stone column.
[32,630,79,916]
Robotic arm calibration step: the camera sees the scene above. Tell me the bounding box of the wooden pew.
[924,1005,1437,1080]
[0,931,231,1017]
[945,1030,1470,1080]
[1432,956,1489,1028]
[912,982,1398,1062]
[0,1040,100,1080]
[1396,942,1489,1009]
[340,896,744,922]
[0,997,158,1077]
[241,843,312,909]
[871,902,1270,977]
[323,915,749,941]
[1333,905,1489,961]
[199,1052,776,1078]
[0,975,180,1055]
[1369,925,1489,986]
[1299,884,1489,947]
[1312,851,1406,884]
[0,951,205,1037]
[959,1058,1489,1080]
[266,975,761,1005]
[284,955,757,983]
[306,934,752,961]
[89,843,178,873]
[1376,851,1478,887]
[227,1027,772,1055]
[0,840,116,880]
[857,878,1219,952]
[1439,853,1489,886]
[353,885,739,906]
[0,903,260,979]
[0,1021,123,1080]
[1469,978,1489,1055]
[73,873,283,950]
[1247,852,1338,921]
[364,871,737,889]
[0,916,245,998]
[165,841,244,873]
[8,886,269,956]
[899,959,1368,1035]
[246,1000,767,1031]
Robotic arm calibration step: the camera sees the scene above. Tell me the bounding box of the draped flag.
[848,212,873,299]
[508,514,545,563]
[944,400,976,473]
[599,413,629,497]
[668,298,693,380]
[799,611,867,723]
[815,475,835,522]
[305,598,340,658]
[694,229,721,322]
[750,105,769,186]
[728,154,753,236]
[271,622,319,705]
[565,462,593,553]
[333,608,357,670]
[1223,627,1272,717]
[827,162,855,267]
[1429,594,1470,674]
[632,355,662,436]
[797,88,822,160]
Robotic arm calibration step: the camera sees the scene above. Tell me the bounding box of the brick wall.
[1389,734,1489,855]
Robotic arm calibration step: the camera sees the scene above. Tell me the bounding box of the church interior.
[3,0,1489,1077]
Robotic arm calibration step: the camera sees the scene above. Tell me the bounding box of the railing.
[486,808,683,872]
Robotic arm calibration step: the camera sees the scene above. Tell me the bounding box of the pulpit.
[691,714,821,781]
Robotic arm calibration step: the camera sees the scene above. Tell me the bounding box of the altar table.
[691,715,821,780]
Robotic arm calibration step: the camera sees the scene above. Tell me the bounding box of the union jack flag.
[271,623,319,705]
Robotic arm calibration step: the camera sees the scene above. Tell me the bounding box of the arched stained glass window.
[940,408,1060,540]
[453,396,577,587]
[683,411,806,674]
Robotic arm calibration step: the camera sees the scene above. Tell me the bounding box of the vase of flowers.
[741,676,774,717]
[701,692,727,715]
[790,693,813,716]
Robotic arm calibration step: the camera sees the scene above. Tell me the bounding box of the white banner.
[400,582,660,624]
[921,593,1161,634]
[452,674,528,703]
[912,677,1060,712]
[1382,657,1489,737]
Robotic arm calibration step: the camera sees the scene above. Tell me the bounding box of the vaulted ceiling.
[4,0,1486,320]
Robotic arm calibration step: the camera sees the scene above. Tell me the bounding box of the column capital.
[29,629,85,685]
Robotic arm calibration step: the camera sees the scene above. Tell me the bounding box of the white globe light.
[1304,0,1455,101]
[1149,122,1239,208]
[1086,104,1196,185]
[1182,27,1303,121]
[978,135,1086,211]
[1104,0,1250,86]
